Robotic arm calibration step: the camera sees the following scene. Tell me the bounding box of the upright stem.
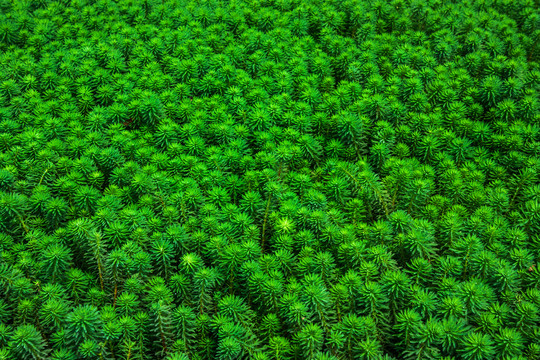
[16,213,29,234]
[113,283,118,307]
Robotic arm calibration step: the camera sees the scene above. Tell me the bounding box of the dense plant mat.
[0,0,539,359]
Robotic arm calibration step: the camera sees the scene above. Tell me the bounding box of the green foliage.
[295,324,324,359]
[65,305,103,349]
[0,0,538,358]
[8,325,49,360]
[459,332,496,360]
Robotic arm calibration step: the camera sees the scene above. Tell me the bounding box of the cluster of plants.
[0,0,539,359]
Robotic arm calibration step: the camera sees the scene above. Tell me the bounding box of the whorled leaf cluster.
[0,0,539,359]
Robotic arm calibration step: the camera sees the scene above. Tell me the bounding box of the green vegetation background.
[0,0,539,359]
